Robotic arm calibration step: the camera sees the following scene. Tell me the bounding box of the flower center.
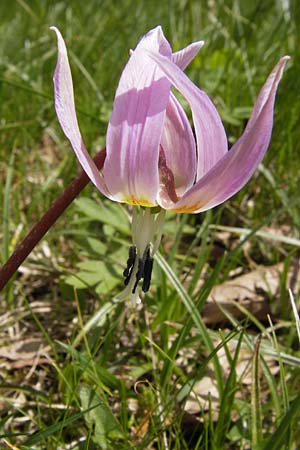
[118,207,165,305]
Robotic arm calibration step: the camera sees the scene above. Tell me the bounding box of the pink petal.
[146,50,228,179]
[167,56,290,213]
[159,92,196,198]
[50,27,111,198]
[172,41,204,70]
[104,27,172,206]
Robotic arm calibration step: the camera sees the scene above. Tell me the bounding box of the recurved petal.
[172,41,204,70]
[104,27,172,207]
[166,56,290,214]
[159,92,196,198]
[50,27,110,197]
[146,50,228,180]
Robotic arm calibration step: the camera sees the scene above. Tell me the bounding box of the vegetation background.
[1,0,300,449]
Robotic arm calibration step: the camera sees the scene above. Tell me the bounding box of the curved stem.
[0,148,106,291]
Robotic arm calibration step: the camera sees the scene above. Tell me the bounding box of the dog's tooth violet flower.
[51,26,289,304]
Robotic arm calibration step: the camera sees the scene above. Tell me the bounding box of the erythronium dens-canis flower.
[51,26,289,304]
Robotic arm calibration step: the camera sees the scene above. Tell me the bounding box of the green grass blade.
[22,401,105,446]
[215,327,245,447]
[155,251,224,396]
[259,391,300,450]
[251,336,263,447]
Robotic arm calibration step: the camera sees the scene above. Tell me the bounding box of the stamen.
[123,246,137,287]
[132,257,145,294]
[124,265,134,286]
[123,246,137,279]
[118,207,166,305]
[142,247,153,293]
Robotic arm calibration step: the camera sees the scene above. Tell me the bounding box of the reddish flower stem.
[0,148,106,291]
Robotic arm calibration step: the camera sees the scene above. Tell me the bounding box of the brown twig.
[0,148,106,291]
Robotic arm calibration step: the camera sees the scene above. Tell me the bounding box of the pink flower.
[51,26,289,303]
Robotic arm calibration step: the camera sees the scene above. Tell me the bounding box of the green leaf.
[87,237,107,255]
[64,260,120,291]
[79,384,123,449]
[74,198,130,234]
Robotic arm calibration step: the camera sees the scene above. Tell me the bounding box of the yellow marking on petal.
[121,196,156,207]
[171,203,202,213]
